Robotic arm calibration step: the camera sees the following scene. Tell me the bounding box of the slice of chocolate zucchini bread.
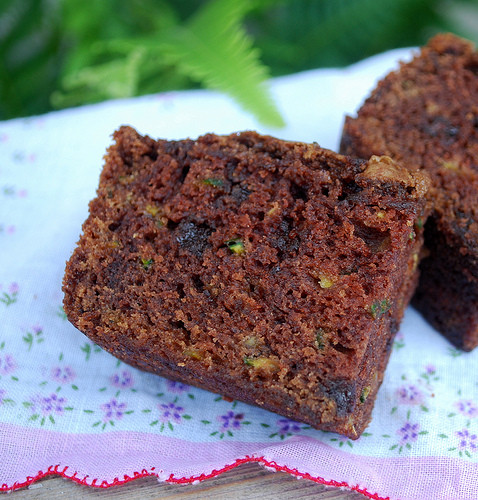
[63,126,428,438]
[341,33,478,351]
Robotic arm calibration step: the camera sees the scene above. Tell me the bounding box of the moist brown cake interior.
[63,127,429,438]
[341,33,478,350]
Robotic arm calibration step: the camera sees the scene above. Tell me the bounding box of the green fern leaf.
[51,48,145,108]
[162,0,284,127]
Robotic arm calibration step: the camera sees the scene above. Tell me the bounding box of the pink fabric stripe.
[0,423,260,485]
[261,436,476,500]
[0,424,475,499]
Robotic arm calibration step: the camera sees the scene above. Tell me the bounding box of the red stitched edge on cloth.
[0,456,390,499]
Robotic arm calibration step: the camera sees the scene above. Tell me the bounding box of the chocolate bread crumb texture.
[341,33,478,351]
[63,127,428,438]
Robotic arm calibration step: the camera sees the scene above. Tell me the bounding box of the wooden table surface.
[10,462,369,499]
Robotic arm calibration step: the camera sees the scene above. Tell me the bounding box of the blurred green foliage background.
[1,0,478,124]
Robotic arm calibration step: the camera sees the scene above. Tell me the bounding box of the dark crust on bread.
[63,127,428,438]
[341,33,478,350]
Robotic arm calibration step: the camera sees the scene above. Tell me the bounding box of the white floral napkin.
[1,47,477,500]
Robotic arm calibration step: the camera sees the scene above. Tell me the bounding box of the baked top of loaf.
[340,33,478,350]
[342,33,478,262]
[63,126,428,438]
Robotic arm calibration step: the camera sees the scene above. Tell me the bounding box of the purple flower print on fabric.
[100,399,127,422]
[110,370,134,389]
[159,403,184,424]
[42,394,66,416]
[23,325,44,350]
[0,389,5,404]
[165,380,190,394]
[207,411,250,439]
[90,398,132,430]
[424,364,436,375]
[387,419,427,454]
[150,401,189,431]
[0,354,16,375]
[454,400,478,418]
[218,411,244,432]
[397,422,420,446]
[393,331,405,350]
[0,283,18,306]
[50,366,76,384]
[456,428,478,454]
[31,393,67,417]
[277,418,302,437]
[395,384,424,405]
[2,187,27,198]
